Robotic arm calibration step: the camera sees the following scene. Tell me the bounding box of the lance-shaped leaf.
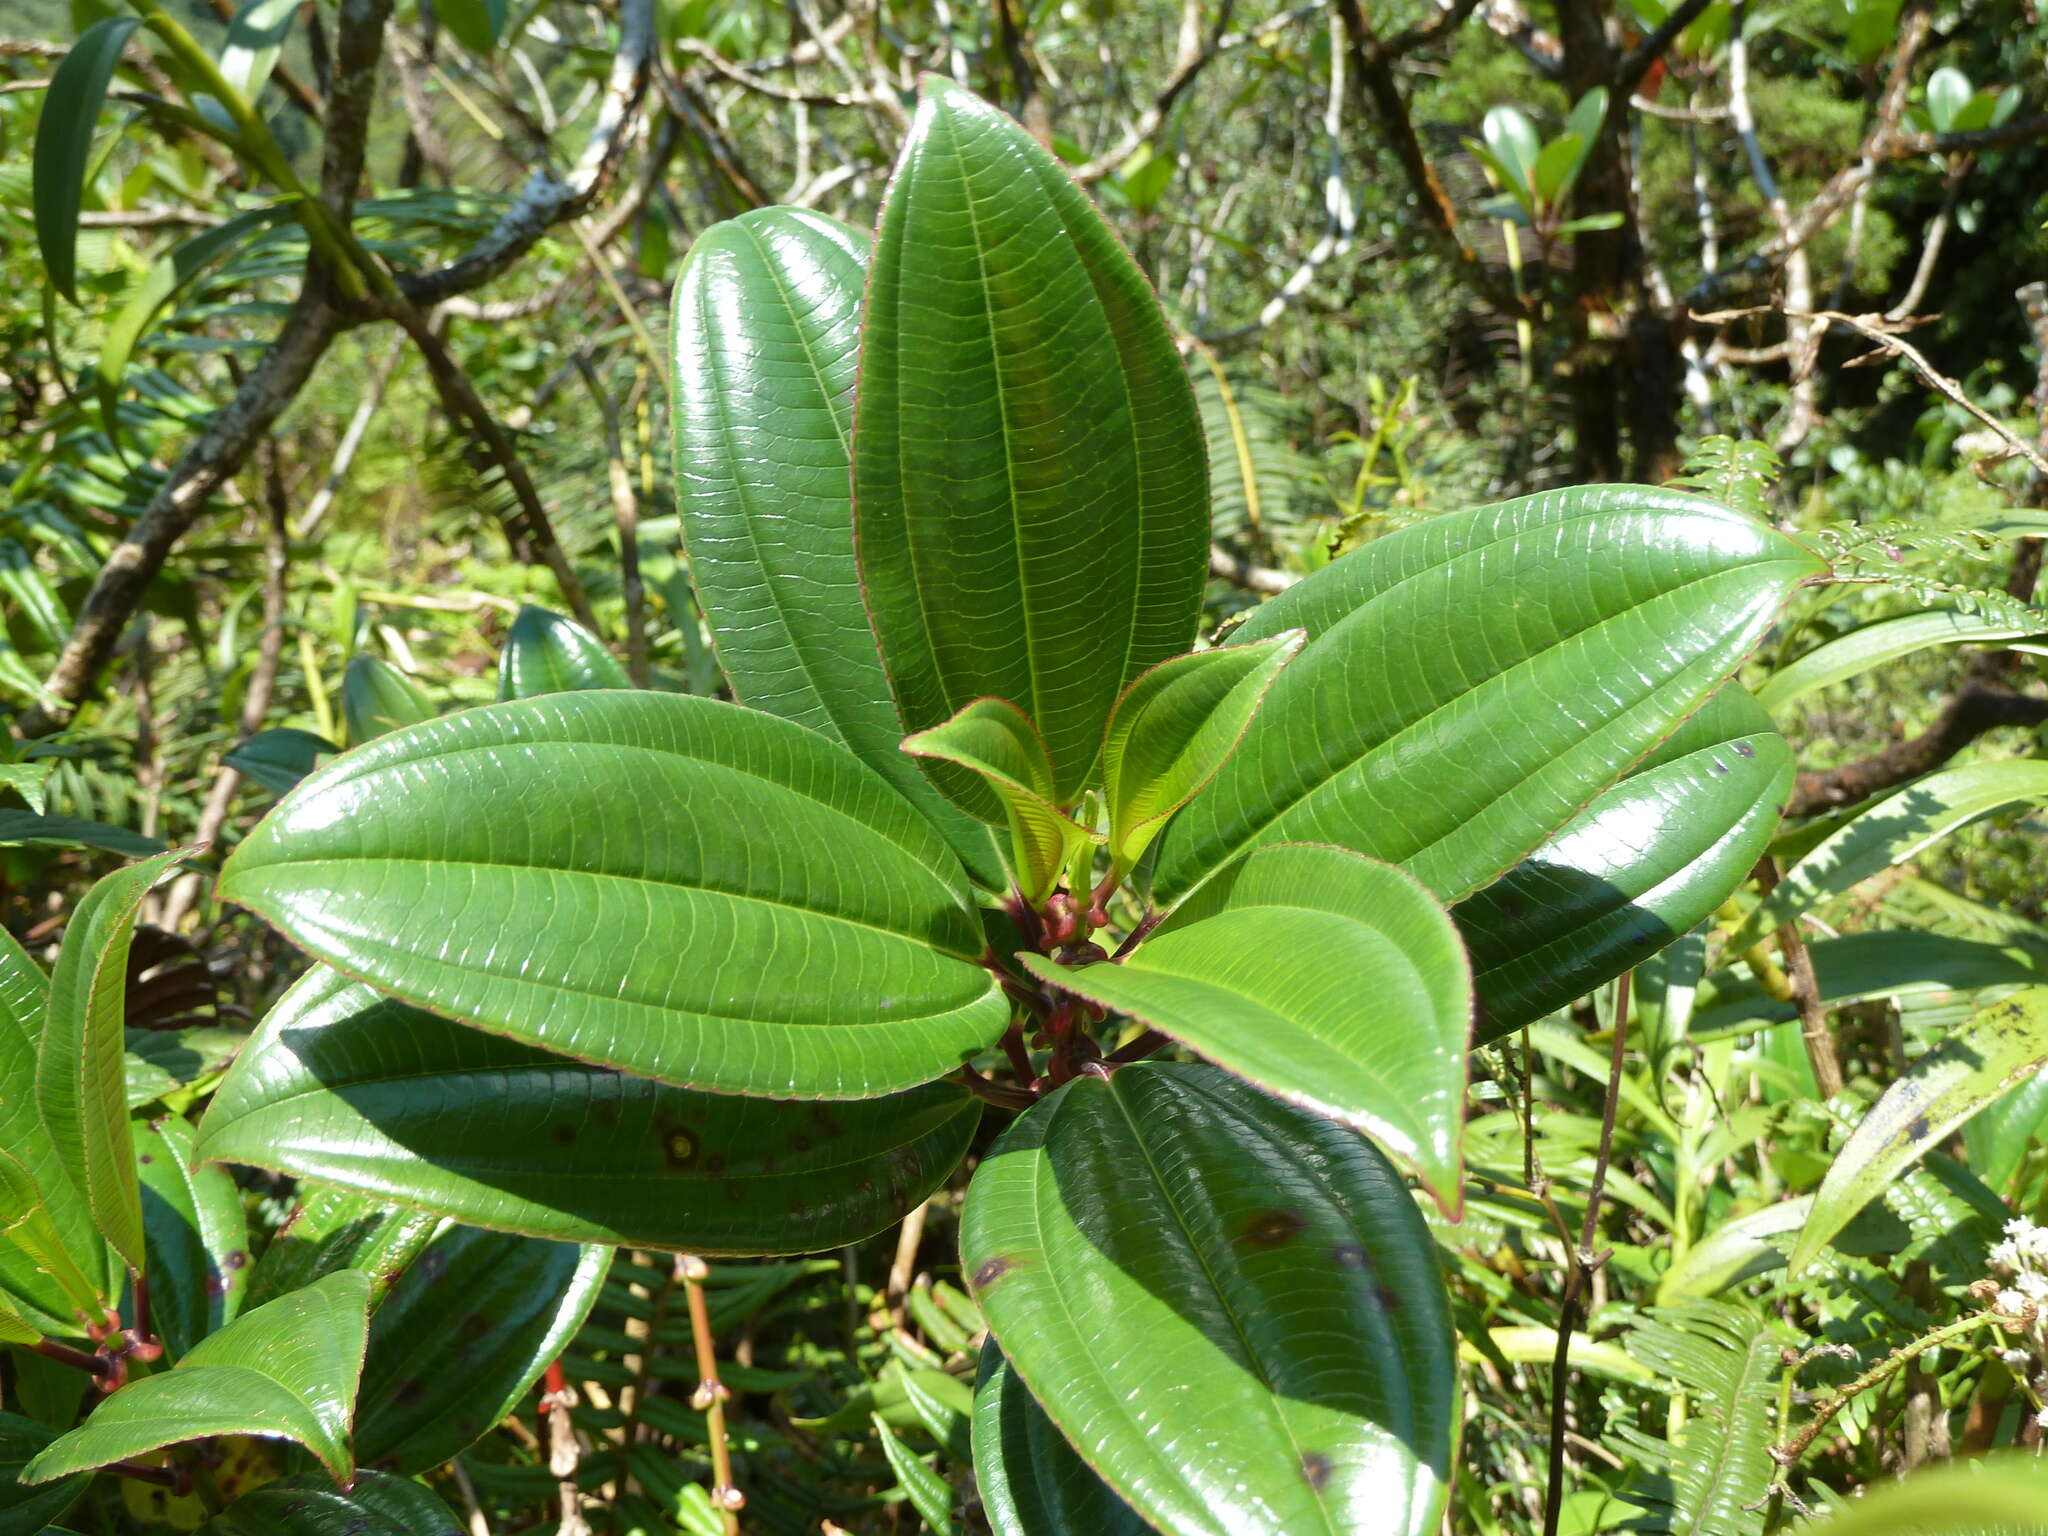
[854,78,1210,806]
[0,1299,37,1345]
[2,1411,90,1532]
[196,967,982,1251]
[1022,844,1469,1202]
[216,692,1009,1099]
[1153,487,1824,910]
[903,699,1093,903]
[496,604,628,699]
[355,1229,607,1472]
[961,1063,1458,1536]
[224,728,336,799]
[1756,608,2042,713]
[1099,631,1303,879]
[216,0,301,104]
[670,206,1002,890]
[341,656,434,746]
[1729,760,2048,952]
[1789,988,2048,1276]
[974,1345,1152,1536]
[243,1184,440,1314]
[37,848,185,1274]
[0,1150,110,1331]
[21,1269,372,1487]
[1456,685,1792,1042]
[196,1470,464,1536]
[33,16,140,304]
[135,1114,250,1360]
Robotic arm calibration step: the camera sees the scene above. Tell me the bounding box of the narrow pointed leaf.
[961,1062,1457,1536]
[496,605,628,699]
[135,1114,250,1360]
[242,1185,440,1314]
[1961,1065,2048,1196]
[1022,844,1470,1202]
[1755,608,2039,713]
[1,1412,89,1533]
[196,967,981,1252]
[903,698,1092,903]
[1789,988,2048,1275]
[20,1269,371,1486]
[0,1299,36,1345]
[974,1345,1151,1536]
[0,1151,111,1331]
[33,17,140,304]
[217,692,1009,1098]
[872,1414,960,1535]
[355,1229,607,1472]
[855,78,1210,804]
[341,656,433,746]
[216,0,300,104]
[1456,685,1792,1041]
[0,811,164,858]
[37,848,184,1274]
[1100,631,1302,877]
[670,206,1002,889]
[1729,760,2048,951]
[224,728,336,798]
[1153,487,1825,910]
[196,1470,464,1535]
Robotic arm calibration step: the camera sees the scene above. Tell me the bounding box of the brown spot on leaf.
[1300,1452,1334,1492]
[1375,1283,1403,1313]
[225,1250,248,1270]
[593,1102,620,1128]
[550,1124,577,1146]
[662,1126,699,1170]
[394,1378,427,1406]
[791,1134,813,1153]
[1734,740,1757,759]
[972,1256,1016,1291]
[1331,1244,1369,1271]
[809,1104,844,1139]
[1907,1115,1931,1141]
[1239,1209,1308,1248]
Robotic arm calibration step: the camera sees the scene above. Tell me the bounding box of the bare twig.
[678,1255,743,1534]
[1208,545,1298,594]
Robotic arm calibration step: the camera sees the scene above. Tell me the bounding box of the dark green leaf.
[1153,487,1824,910]
[196,1470,463,1536]
[973,1345,1151,1536]
[21,1270,371,1486]
[0,813,165,858]
[195,967,981,1252]
[0,1411,89,1535]
[435,0,507,54]
[669,207,1002,888]
[1023,844,1470,1203]
[872,1414,958,1535]
[341,656,433,746]
[241,1185,440,1314]
[855,79,1210,805]
[135,1114,250,1360]
[218,693,1009,1098]
[355,1228,606,1472]
[223,728,337,799]
[961,1062,1457,1536]
[497,605,628,699]
[32,17,140,305]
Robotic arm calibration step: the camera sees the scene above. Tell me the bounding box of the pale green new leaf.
[0,1148,110,1329]
[36,848,184,1274]
[218,693,1008,1098]
[1789,988,2048,1275]
[1099,632,1302,878]
[902,698,1092,903]
[21,1269,372,1486]
[1022,843,1470,1203]
[1796,1454,2048,1534]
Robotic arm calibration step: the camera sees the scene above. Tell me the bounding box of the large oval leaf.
[961,1062,1457,1536]
[854,78,1210,806]
[1456,684,1792,1041]
[973,1344,1152,1536]
[197,1470,463,1536]
[355,1228,606,1472]
[1022,843,1470,1204]
[196,967,980,1252]
[1789,987,2048,1275]
[1152,487,1824,910]
[135,1114,250,1360]
[216,691,1009,1098]
[670,207,1002,889]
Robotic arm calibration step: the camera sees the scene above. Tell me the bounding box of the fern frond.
[1188,347,1326,547]
[1624,1302,1782,1536]
[1672,436,1782,519]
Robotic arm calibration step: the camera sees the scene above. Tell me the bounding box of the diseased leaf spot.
[809,1104,844,1139]
[1709,757,1729,775]
[395,1378,427,1406]
[972,1256,1016,1291]
[593,1102,621,1129]
[550,1124,577,1146]
[1331,1243,1369,1271]
[1239,1208,1308,1248]
[1375,1283,1403,1313]
[1734,740,1757,758]
[791,1134,814,1153]
[663,1128,699,1170]
[1907,1115,1931,1141]
[1300,1452,1334,1492]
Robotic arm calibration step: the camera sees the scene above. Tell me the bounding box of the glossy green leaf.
[961,1062,1457,1536]
[216,0,299,103]
[497,605,628,699]
[0,812,165,858]
[1532,133,1583,206]
[1756,609,2039,713]
[21,1270,371,1486]
[1,1412,89,1535]
[435,0,507,54]
[1099,631,1302,879]
[1926,66,1971,133]
[872,1414,958,1535]
[33,17,140,305]
[196,967,981,1252]
[356,1228,606,1472]
[135,1114,249,1360]
[224,728,336,798]
[341,656,433,746]
[855,78,1210,805]
[1456,685,1792,1042]
[669,206,1002,890]
[1961,1065,2048,1195]
[242,1184,440,1314]
[1795,1453,2048,1534]
[903,698,1092,903]
[196,1470,463,1536]
[1730,760,2048,951]
[1022,844,1470,1203]
[1789,988,2048,1275]
[1656,1198,1811,1302]
[974,1345,1151,1536]
[217,692,1009,1098]
[0,1151,110,1333]
[1153,487,1826,911]
[1480,106,1540,199]
[37,849,184,1275]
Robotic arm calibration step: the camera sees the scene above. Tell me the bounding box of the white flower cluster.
[1986,1218,2048,1322]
